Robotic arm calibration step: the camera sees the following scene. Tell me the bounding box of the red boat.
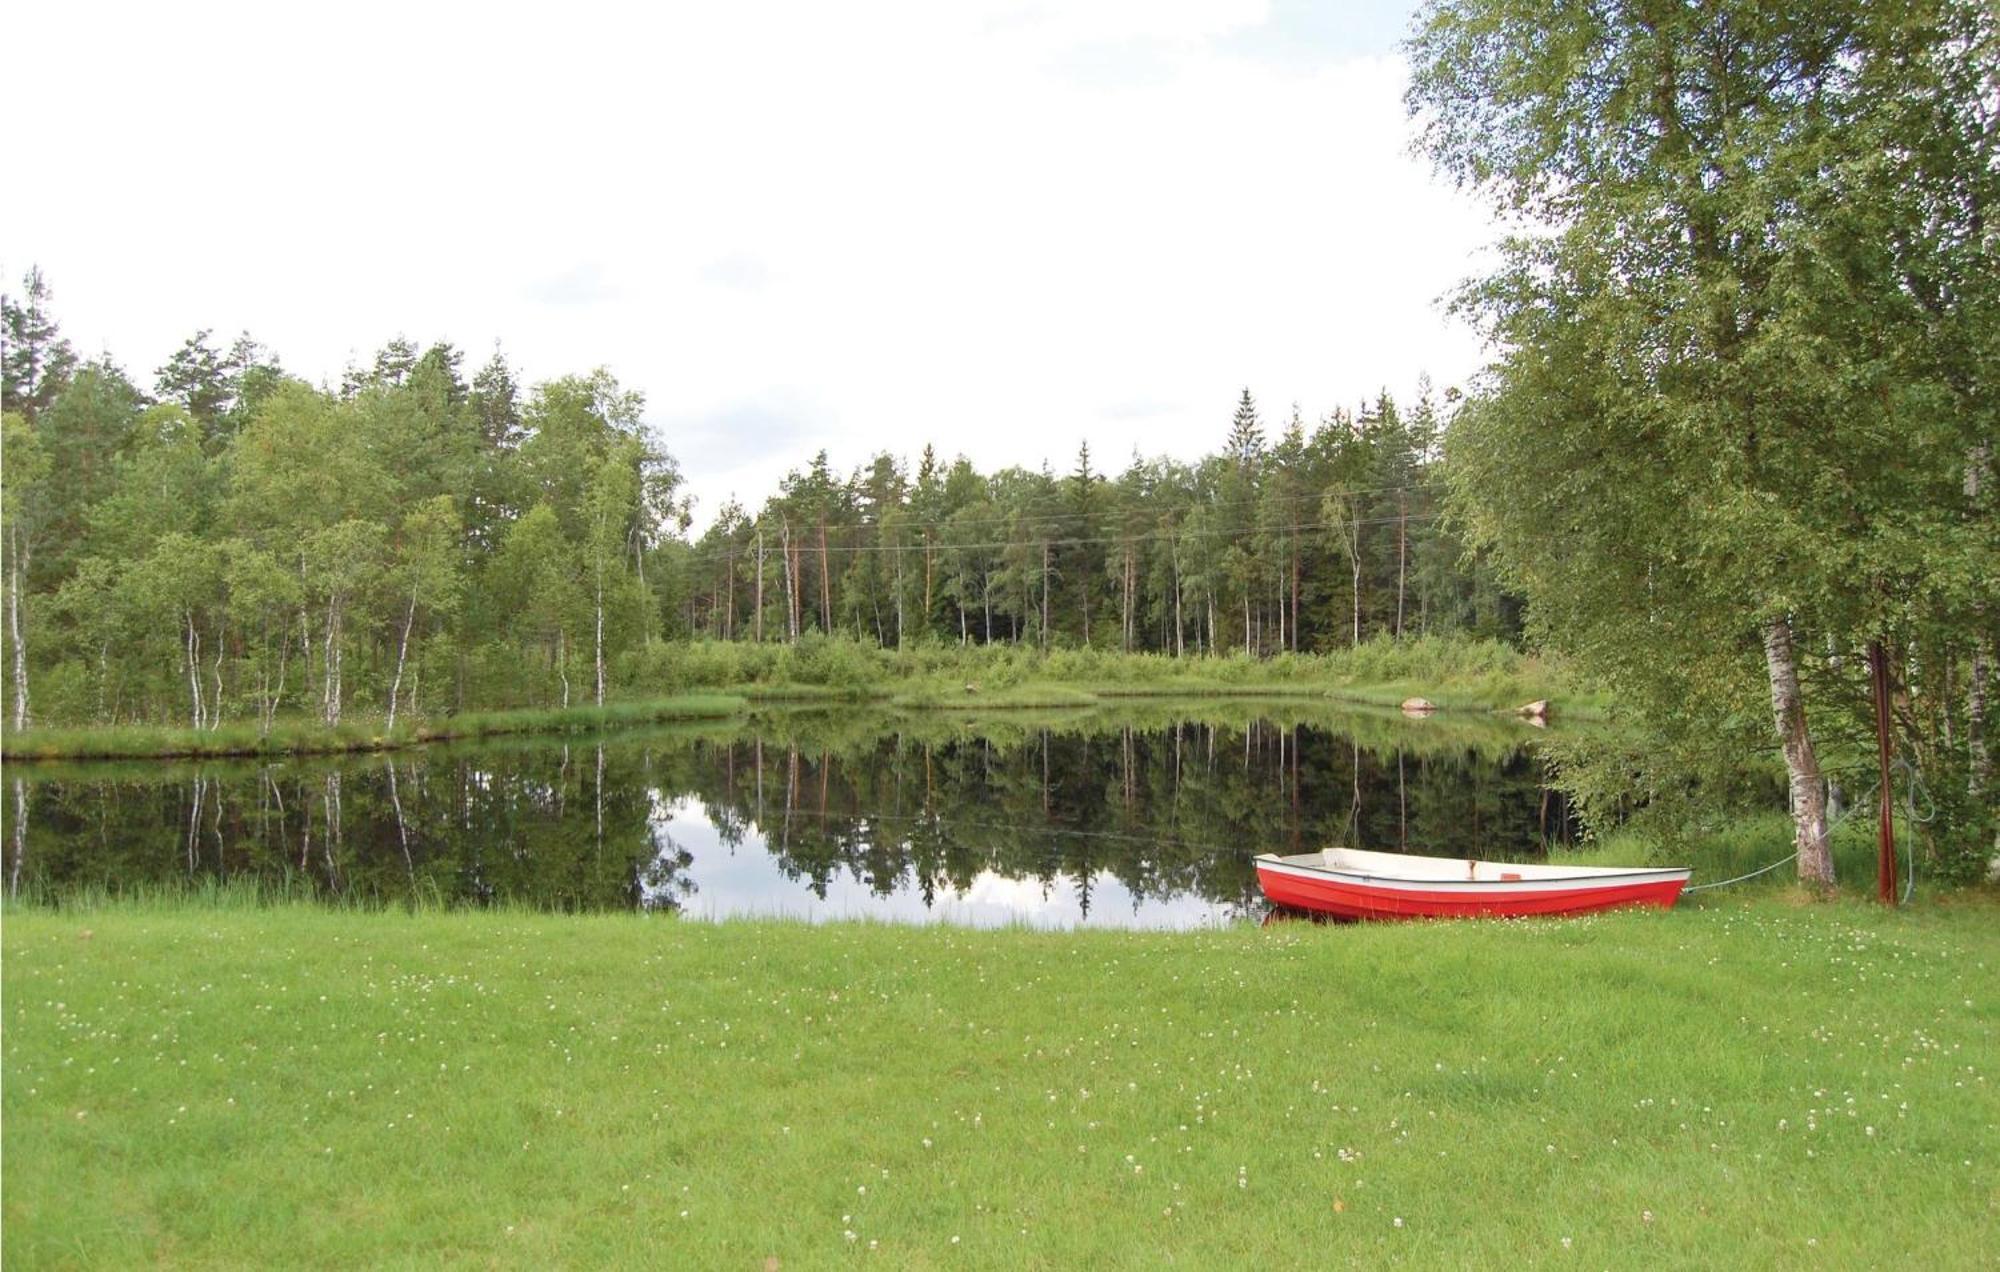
[1255,847,1690,920]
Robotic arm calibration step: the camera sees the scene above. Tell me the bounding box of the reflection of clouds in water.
[651,797,1236,931]
[636,790,697,911]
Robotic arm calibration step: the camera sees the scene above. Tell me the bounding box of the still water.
[4,709,1579,927]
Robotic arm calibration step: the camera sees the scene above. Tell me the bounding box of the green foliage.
[2,306,681,734]
[0,267,76,421]
[1408,0,1998,858]
[4,280,1525,743]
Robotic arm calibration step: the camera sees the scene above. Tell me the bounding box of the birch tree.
[1409,0,1998,885]
[305,520,382,726]
[584,444,641,706]
[385,496,462,729]
[1,414,48,730]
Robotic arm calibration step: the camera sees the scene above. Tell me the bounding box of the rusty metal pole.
[1868,640,1898,905]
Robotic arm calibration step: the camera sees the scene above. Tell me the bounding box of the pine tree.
[372,337,419,387]
[1,267,77,422]
[469,346,523,448]
[156,331,233,437]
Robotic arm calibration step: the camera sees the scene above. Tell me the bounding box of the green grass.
[5,897,1994,1267]
[0,695,747,762]
[885,682,1103,710]
[5,636,1595,760]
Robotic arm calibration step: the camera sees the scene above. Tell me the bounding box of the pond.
[2,706,1581,927]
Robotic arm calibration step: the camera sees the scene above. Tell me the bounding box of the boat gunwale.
[1255,851,1692,889]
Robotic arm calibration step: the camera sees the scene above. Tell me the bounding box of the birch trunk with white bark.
[184,610,204,729]
[1762,615,1834,887]
[208,619,224,729]
[388,595,416,731]
[558,629,571,708]
[8,527,29,732]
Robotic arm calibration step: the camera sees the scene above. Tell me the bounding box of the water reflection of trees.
[678,719,1577,918]
[7,714,1578,915]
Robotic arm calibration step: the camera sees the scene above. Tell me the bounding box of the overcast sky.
[8,0,1496,529]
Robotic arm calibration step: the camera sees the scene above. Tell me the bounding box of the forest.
[0,275,1511,734]
[5,0,1997,890]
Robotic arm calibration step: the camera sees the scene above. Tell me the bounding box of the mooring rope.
[1683,851,1801,892]
[1686,756,1931,899]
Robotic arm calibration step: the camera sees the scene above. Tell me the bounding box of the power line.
[696,477,1444,539]
[664,506,1448,572]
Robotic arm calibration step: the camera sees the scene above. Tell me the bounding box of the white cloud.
[7,1,1495,529]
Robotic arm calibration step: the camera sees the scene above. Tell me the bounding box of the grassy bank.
[680,633,1595,713]
[5,898,1993,1267]
[0,695,746,762]
[4,636,1593,760]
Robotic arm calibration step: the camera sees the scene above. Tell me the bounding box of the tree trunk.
[1762,615,1834,887]
[7,526,28,732]
[754,528,765,643]
[9,777,26,899]
[184,610,204,729]
[594,569,606,707]
[893,549,905,648]
[558,629,571,708]
[1081,566,1090,646]
[1121,547,1133,652]
[1971,643,1990,799]
[632,532,651,649]
[330,607,343,726]
[1172,543,1184,657]
[298,604,314,719]
[1276,571,1285,653]
[1967,447,1990,798]
[818,513,832,632]
[1289,517,1300,652]
[1350,551,1362,648]
[269,631,289,734]
[781,523,798,641]
[388,594,416,731]
[321,594,342,726]
[1040,541,1051,651]
[208,617,224,729]
[1396,492,1408,638]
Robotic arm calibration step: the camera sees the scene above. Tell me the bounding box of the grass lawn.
[5,896,1994,1268]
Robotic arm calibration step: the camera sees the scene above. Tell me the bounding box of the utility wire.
[666,510,1446,569]
[696,478,1443,539]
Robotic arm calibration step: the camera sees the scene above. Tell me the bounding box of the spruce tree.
[1226,388,1262,469]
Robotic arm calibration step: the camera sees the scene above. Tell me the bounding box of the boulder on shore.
[1515,699,1551,721]
[1400,697,1436,715]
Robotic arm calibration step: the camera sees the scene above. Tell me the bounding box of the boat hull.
[1255,858,1688,920]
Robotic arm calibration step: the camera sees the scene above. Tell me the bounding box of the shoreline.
[1,679,1598,763]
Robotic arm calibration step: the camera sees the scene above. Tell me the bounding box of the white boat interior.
[1258,846,1684,882]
